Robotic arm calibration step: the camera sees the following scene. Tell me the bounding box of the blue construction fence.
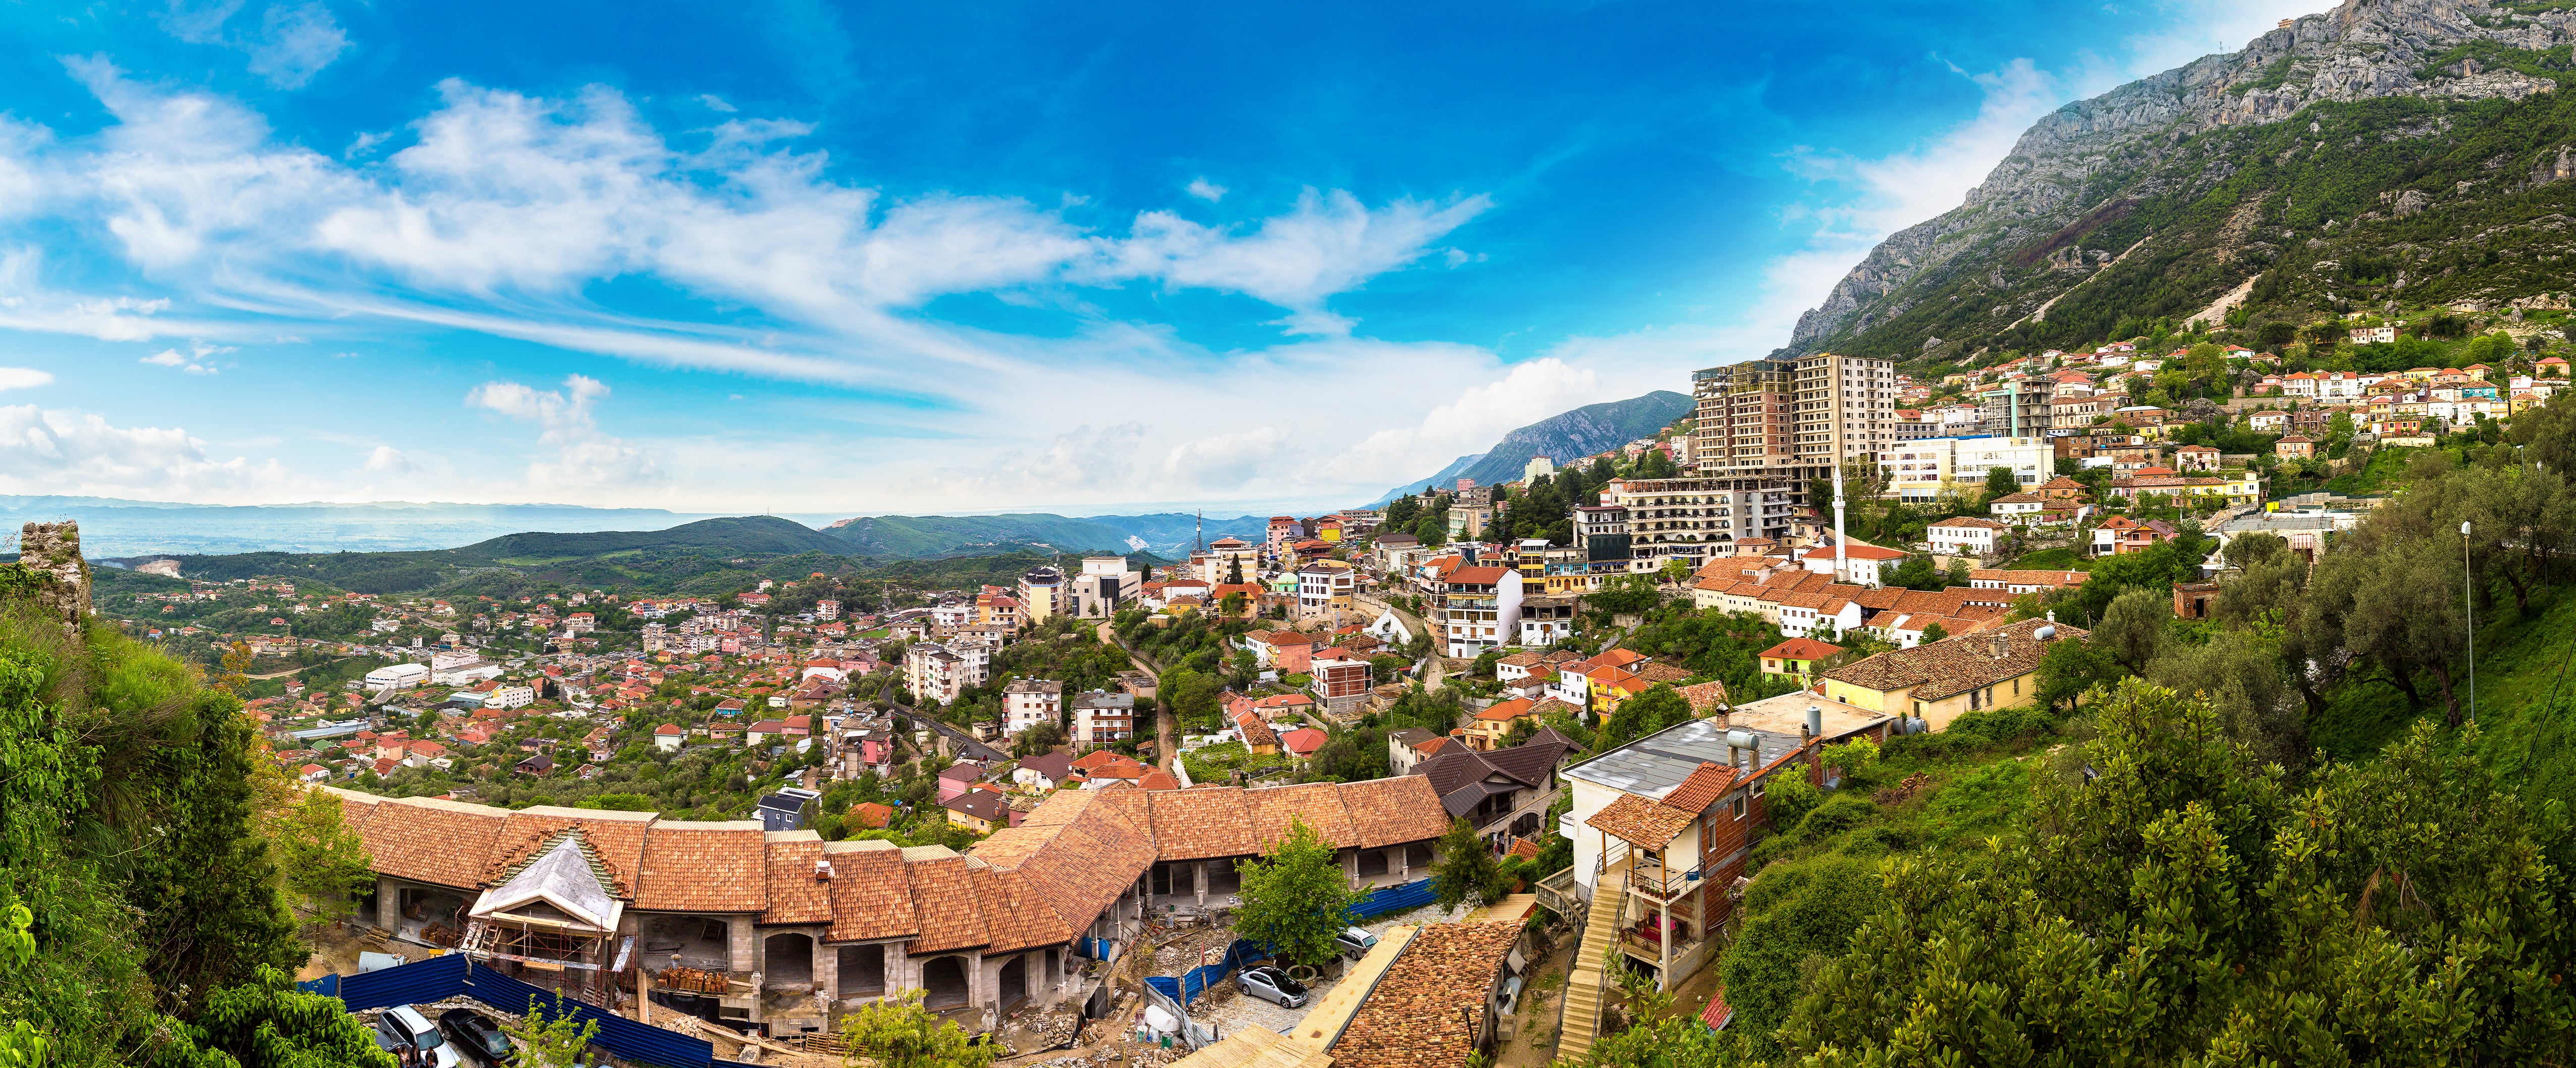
[298,954,720,1068]
[1348,877,1434,922]
[1150,938,1273,1004]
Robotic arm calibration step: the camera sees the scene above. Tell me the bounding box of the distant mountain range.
[114,516,851,593]
[822,512,1270,559]
[0,496,726,556]
[1370,390,1693,505]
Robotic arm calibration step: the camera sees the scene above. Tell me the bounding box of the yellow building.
[1816,618,2091,730]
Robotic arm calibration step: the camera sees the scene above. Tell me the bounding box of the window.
[1730,795,1748,820]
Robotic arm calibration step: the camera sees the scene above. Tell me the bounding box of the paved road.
[903,704,1008,763]
[1096,621,1175,770]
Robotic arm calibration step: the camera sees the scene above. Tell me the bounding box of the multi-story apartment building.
[1691,359,1795,476]
[1575,505,1632,573]
[1296,560,1358,619]
[1071,690,1136,745]
[1015,567,1065,624]
[1794,352,1899,469]
[905,640,991,706]
[1979,378,2055,438]
[1002,679,1062,736]
[1436,566,1525,659]
[1603,478,1793,567]
[1880,437,2053,503]
[815,599,840,621]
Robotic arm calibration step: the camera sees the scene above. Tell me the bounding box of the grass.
[2303,587,2576,809]
[2323,445,2420,496]
[1179,740,1290,782]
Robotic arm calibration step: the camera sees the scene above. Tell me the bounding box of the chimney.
[1990,633,2009,659]
[814,860,834,882]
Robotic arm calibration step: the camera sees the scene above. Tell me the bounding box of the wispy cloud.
[158,1,352,88]
[1186,178,1226,202]
[467,374,667,493]
[0,367,52,390]
[140,339,233,374]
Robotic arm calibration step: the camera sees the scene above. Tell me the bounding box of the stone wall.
[4,522,90,630]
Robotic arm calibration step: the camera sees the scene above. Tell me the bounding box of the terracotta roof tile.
[347,796,508,890]
[1823,617,2089,701]
[487,808,653,896]
[1584,793,1694,847]
[1145,789,1259,861]
[903,848,991,953]
[1336,777,1450,849]
[818,839,920,941]
[1246,782,1359,850]
[635,822,767,913]
[761,832,835,925]
[1331,921,1522,1068]
[1661,763,1739,816]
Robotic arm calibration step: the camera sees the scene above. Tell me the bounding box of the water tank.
[1804,705,1823,737]
[1725,728,1758,750]
[2033,625,2057,641]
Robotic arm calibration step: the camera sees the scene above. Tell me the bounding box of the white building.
[432,659,505,686]
[904,641,990,706]
[364,663,430,690]
[1926,516,2009,556]
[1072,690,1136,746]
[1881,437,2053,503]
[483,685,536,710]
[1002,679,1063,736]
[1436,565,1525,659]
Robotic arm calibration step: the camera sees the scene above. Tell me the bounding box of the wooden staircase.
[1553,863,1626,1063]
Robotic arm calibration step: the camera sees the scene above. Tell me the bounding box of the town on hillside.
[57,314,2569,1067]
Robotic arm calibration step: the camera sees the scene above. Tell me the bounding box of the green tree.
[1235,816,1364,968]
[2094,586,2171,671]
[1917,621,1948,644]
[2034,636,2122,712]
[1429,818,1499,911]
[1584,574,1661,616]
[264,789,377,929]
[1595,684,1690,750]
[502,997,601,1068]
[1981,466,2019,501]
[162,967,397,1068]
[838,990,993,1068]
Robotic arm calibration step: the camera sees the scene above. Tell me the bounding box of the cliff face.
[1788,0,2576,357]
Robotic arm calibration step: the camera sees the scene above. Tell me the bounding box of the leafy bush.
[1762,773,1822,830]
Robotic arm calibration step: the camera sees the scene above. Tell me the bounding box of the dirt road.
[1097,622,1175,770]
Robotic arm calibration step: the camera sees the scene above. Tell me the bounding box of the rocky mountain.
[1786,0,2576,362]
[1371,389,1693,504]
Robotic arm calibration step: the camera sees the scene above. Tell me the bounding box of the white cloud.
[467,374,667,492]
[1159,424,1296,490]
[1186,178,1225,202]
[140,339,233,374]
[0,367,52,390]
[0,404,288,497]
[697,94,738,113]
[1323,357,1605,485]
[361,444,418,474]
[1100,188,1490,336]
[913,422,1148,501]
[246,3,351,88]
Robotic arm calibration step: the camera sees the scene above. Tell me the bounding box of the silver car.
[375,1005,464,1068]
[1332,926,1378,961]
[1238,966,1309,1008]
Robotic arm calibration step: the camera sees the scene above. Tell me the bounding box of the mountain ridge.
[1369,390,1693,505]
[1782,0,2576,363]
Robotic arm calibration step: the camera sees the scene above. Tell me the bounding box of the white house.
[1987,492,2051,525]
[364,663,430,690]
[482,685,535,710]
[653,723,683,751]
[2248,411,2289,433]
[1926,516,2008,556]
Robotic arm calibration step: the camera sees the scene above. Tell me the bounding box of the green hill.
[145,515,849,594]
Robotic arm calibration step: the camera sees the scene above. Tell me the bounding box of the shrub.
[1763,773,1822,830]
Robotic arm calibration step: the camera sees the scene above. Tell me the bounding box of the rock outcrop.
[1788,0,2576,352]
[8,521,92,630]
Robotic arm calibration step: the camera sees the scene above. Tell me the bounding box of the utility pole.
[2462,519,2475,722]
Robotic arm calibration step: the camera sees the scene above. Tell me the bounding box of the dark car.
[436,1008,514,1067]
[374,1006,462,1068]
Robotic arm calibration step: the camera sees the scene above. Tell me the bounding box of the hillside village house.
[1925,516,2008,557]
[1756,637,1841,684]
[1436,566,1526,659]
[331,778,1447,1034]
[1410,727,1575,852]
[1817,618,2089,729]
[1548,692,1898,996]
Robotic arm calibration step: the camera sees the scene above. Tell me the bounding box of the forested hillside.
[1575,395,2576,1065]
[0,537,391,1067]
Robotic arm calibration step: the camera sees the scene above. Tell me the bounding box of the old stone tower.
[10,521,92,629]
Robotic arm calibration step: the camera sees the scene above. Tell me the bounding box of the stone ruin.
[7,521,91,630]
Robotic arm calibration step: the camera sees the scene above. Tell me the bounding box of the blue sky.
[0,0,2314,516]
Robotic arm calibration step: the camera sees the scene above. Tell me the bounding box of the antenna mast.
[1832,460,1849,584]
